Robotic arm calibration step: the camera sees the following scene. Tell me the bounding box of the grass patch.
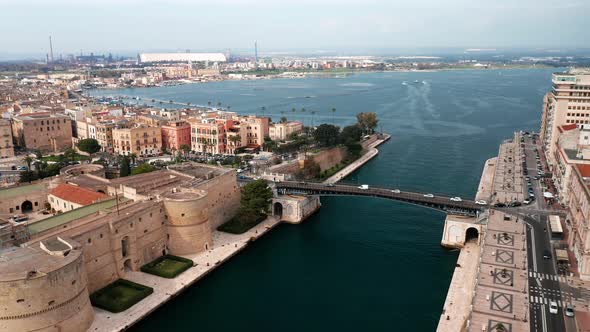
[41,153,90,162]
[217,213,267,234]
[90,279,153,313]
[140,255,193,279]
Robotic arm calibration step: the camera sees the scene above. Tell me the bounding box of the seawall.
[323,133,391,184]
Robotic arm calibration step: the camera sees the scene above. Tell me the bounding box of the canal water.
[92,69,553,331]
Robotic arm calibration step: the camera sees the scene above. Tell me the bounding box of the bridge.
[274,181,485,216]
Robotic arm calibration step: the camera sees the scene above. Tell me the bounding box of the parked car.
[566,304,575,317]
[450,197,462,202]
[475,200,487,205]
[494,203,507,208]
[523,199,531,205]
[423,193,434,198]
[509,201,522,207]
[549,301,558,314]
[17,166,28,171]
[543,250,552,259]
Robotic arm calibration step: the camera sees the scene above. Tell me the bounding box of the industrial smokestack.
[49,35,54,63]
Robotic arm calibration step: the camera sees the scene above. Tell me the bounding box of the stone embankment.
[90,217,282,331]
[323,134,391,184]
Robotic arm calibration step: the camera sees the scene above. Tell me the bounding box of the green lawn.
[90,279,153,313]
[140,255,193,279]
[41,153,90,162]
[217,213,267,234]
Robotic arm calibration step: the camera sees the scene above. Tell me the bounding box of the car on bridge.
[549,301,558,314]
[358,184,369,190]
[475,200,487,205]
[423,193,434,198]
[450,197,462,202]
[391,189,401,193]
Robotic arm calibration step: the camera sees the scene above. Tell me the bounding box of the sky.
[1,0,589,58]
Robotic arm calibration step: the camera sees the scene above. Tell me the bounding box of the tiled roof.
[560,124,578,132]
[576,164,590,178]
[49,183,108,206]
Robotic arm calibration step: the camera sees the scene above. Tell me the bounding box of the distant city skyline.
[1,0,589,59]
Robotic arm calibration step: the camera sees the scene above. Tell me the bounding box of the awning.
[555,249,569,263]
[543,192,554,198]
[549,215,563,234]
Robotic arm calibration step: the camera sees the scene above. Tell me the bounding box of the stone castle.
[0,163,240,331]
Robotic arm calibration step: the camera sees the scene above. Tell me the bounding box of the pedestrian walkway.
[323,134,390,184]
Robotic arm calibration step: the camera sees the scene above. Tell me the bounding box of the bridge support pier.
[441,214,484,248]
[272,195,321,224]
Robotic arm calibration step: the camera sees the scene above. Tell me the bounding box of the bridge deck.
[275,182,484,215]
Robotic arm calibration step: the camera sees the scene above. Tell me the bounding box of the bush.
[140,255,193,278]
[217,212,267,234]
[90,279,153,313]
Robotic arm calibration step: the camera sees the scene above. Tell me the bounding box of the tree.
[291,107,297,122]
[64,148,77,164]
[340,125,363,143]
[331,107,336,124]
[297,159,321,180]
[313,124,340,147]
[356,112,379,134]
[180,144,191,158]
[119,156,131,177]
[131,163,156,175]
[261,106,266,117]
[77,138,101,159]
[240,179,273,215]
[33,149,43,160]
[300,108,306,126]
[129,153,137,165]
[280,116,288,123]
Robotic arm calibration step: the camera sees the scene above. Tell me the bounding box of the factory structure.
[138,52,227,64]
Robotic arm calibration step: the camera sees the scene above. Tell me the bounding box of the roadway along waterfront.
[93,69,557,331]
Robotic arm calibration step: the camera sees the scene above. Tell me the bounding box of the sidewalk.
[323,134,390,184]
[89,216,282,332]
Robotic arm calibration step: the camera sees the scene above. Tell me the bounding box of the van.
[358,184,369,190]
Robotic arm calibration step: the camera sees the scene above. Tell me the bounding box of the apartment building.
[552,125,590,204]
[112,124,162,157]
[540,72,590,167]
[161,121,191,151]
[96,121,117,153]
[567,164,590,279]
[11,112,72,152]
[0,119,14,158]
[240,116,269,147]
[189,119,227,154]
[269,121,303,141]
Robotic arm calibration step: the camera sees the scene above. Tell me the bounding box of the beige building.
[95,121,116,153]
[0,119,14,158]
[269,121,303,141]
[189,119,227,154]
[540,71,590,168]
[567,164,590,279]
[48,183,108,213]
[112,124,162,157]
[11,112,72,152]
[552,125,590,204]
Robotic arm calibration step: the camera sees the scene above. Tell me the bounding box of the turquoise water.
[92,69,553,331]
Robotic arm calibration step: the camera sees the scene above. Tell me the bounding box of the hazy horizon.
[2,0,589,59]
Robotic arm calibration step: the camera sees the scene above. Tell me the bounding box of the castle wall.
[194,169,240,229]
[0,245,94,332]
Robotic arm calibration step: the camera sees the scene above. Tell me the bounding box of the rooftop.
[49,183,108,206]
[27,198,121,235]
[0,183,46,200]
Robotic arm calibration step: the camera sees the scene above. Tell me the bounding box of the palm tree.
[227,105,231,111]
[217,101,222,108]
[23,156,33,182]
[261,106,266,117]
[291,107,297,122]
[310,110,316,128]
[301,108,306,126]
[130,153,137,165]
[331,107,336,125]
[208,101,212,107]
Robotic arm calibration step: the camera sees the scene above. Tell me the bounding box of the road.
[517,133,570,332]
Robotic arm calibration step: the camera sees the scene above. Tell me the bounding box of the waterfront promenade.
[323,134,391,184]
[90,217,282,331]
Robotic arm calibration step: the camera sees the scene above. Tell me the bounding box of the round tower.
[163,189,211,255]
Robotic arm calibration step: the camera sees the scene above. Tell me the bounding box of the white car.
[475,200,487,205]
[549,301,558,314]
[358,184,369,190]
[391,189,401,194]
[423,193,434,198]
[450,197,462,202]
